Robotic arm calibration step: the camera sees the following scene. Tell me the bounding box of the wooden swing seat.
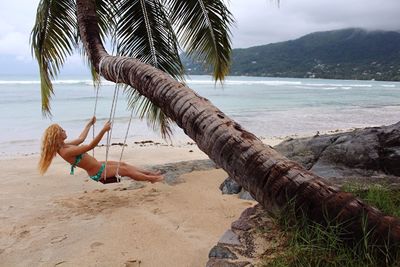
[100,176,120,184]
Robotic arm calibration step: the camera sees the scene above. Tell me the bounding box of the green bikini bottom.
[90,163,106,182]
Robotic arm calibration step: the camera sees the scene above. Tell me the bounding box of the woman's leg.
[100,161,163,183]
[135,167,162,176]
[119,163,164,183]
[100,161,162,177]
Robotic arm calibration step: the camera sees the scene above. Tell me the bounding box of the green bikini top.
[70,154,83,175]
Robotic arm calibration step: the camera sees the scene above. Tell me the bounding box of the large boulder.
[274,121,400,180]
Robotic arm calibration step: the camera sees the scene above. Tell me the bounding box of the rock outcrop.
[147,159,217,185]
[212,122,400,266]
[274,121,400,183]
[206,204,286,267]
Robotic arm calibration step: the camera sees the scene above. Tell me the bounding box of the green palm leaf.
[31,0,117,115]
[95,0,117,39]
[115,0,185,137]
[31,0,78,115]
[31,0,234,138]
[116,0,184,79]
[124,86,174,139]
[168,0,234,81]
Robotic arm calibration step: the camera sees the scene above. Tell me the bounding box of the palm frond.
[95,0,118,46]
[31,0,78,115]
[168,0,234,81]
[115,0,185,136]
[123,86,173,139]
[115,0,184,80]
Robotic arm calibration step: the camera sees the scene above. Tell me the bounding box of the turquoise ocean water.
[1,75,399,158]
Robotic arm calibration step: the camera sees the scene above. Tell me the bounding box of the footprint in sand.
[18,230,30,239]
[115,182,146,191]
[125,260,141,267]
[13,226,30,239]
[51,235,68,244]
[93,189,108,193]
[152,208,162,214]
[90,242,104,249]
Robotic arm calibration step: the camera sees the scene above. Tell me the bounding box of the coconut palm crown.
[31,0,233,136]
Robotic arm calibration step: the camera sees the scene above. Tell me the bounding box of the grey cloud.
[230,0,400,48]
[0,0,399,65]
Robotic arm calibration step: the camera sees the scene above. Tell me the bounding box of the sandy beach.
[0,138,282,267]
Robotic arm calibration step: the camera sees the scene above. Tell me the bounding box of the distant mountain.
[182,28,400,81]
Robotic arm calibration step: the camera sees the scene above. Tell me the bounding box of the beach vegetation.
[262,183,400,266]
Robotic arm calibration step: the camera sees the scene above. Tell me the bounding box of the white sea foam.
[0,79,117,86]
[320,87,338,90]
[0,80,41,85]
[2,75,400,157]
[304,83,373,88]
[187,79,302,86]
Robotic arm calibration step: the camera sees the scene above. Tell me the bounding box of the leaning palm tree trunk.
[77,0,400,252]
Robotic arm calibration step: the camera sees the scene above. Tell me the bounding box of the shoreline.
[0,127,360,160]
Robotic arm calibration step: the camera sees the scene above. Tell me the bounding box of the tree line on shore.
[183,28,400,81]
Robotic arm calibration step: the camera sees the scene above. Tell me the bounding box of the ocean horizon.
[1,75,399,158]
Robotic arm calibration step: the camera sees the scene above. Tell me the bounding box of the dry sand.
[0,138,282,267]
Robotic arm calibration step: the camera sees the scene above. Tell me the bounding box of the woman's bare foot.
[140,169,162,176]
[149,175,164,183]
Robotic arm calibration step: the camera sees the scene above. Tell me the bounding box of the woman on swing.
[38,116,164,184]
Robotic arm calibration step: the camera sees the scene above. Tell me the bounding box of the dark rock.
[231,205,258,231]
[206,259,251,267]
[231,219,252,232]
[111,142,127,146]
[220,177,242,194]
[146,159,216,185]
[274,121,400,179]
[219,178,255,200]
[209,245,238,260]
[238,189,255,201]
[239,205,257,218]
[381,147,400,175]
[218,230,241,246]
[207,204,281,266]
[134,140,154,144]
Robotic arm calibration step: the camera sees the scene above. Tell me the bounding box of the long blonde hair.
[38,124,62,175]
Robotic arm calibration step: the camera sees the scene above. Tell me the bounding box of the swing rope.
[104,64,121,180]
[116,106,135,178]
[92,78,100,157]
[97,57,133,182]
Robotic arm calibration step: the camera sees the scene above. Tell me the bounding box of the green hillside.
[182,28,400,81]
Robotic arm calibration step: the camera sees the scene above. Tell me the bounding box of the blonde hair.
[38,124,62,175]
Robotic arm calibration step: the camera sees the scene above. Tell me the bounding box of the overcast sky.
[0,0,399,75]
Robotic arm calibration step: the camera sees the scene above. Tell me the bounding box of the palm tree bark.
[76,0,400,252]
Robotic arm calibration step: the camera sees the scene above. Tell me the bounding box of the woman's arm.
[63,121,111,157]
[65,117,96,145]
